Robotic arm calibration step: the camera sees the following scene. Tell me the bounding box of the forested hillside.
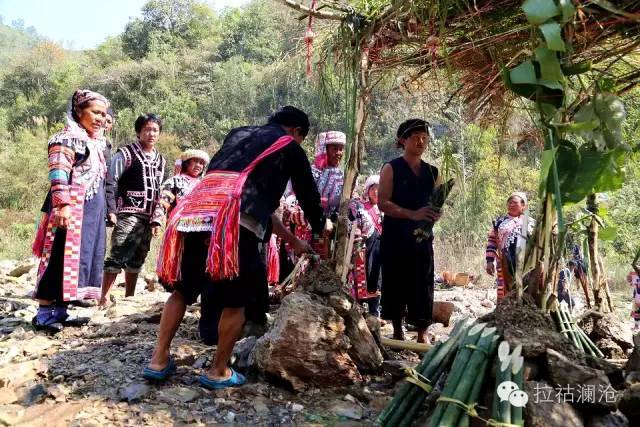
[0,0,637,281]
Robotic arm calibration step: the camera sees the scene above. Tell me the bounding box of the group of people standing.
[32,88,447,390]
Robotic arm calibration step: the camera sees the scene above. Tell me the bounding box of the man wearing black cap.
[145,106,326,390]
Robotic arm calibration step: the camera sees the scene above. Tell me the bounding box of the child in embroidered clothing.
[150,149,210,229]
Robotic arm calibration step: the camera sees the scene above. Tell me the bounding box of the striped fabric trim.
[34,184,86,302]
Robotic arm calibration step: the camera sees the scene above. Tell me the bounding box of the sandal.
[143,357,176,381]
[198,369,246,390]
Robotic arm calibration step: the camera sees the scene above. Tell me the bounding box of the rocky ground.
[0,259,498,426]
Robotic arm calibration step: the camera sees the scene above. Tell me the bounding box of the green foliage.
[121,0,217,59]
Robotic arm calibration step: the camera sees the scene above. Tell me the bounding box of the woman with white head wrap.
[31,89,110,332]
[485,192,535,301]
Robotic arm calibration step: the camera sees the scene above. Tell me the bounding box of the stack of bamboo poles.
[429,324,500,427]
[552,302,604,358]
[491,342,525,427]
[377,318,474,427]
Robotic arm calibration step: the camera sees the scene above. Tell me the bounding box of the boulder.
[578,311,633,354]
[617,384,640,424]
[546,349,616,411]
[252,291,362,391]
[342,305,383,371]
[525,381,584,427]
[585,411,629,427]
[624,333,640,374]
[232,336,257,370]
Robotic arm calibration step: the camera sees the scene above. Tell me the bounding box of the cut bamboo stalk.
[558,306,582,351]
[378,319,471,427]
[498,352,512,424]
[380,338,432,353]
[456,335,500,427]
[438,327,498,426]
[429,324,486,427]
[511,355,524,427]
[386,323,472,427]
[563,306,586,353]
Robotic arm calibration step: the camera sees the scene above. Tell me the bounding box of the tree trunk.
[587,194,612,312]
[334,40,372,281]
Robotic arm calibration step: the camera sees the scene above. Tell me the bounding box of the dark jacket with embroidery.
[107,141,166,217]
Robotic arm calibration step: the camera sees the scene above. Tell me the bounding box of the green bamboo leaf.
[598,226,617,241]
[539,22,566,51]
[522,0,560,25]
[539,147,557,195]
[558,0,576,23]
[535,47,564,82]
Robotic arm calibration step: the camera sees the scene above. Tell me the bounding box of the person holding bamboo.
[485,192,535,301]
[378,119,442,344]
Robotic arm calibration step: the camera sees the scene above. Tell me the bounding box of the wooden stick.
[380,337,432,353]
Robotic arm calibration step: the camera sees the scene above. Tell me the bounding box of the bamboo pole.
[380,337,432,353]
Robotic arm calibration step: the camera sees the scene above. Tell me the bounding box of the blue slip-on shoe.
[198,369,246,390]
[142,357,176,381]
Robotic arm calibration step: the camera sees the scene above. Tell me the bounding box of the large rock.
[251,291,362,391]
[585,411,629,427]
[617,384,640,424]
[342,305,383,371]
[546,349,616,411]
[624,333,640,374]
[579,311,633,355]
[525,381,584,427]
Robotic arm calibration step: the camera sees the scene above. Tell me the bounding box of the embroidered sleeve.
[48,137,82,208]
[486,220,499,261]
[151,176,178,226]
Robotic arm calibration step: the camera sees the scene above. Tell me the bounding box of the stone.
[625,333,640,374]
[48,384,68,402]
[291,403,304,412]
[328,294,353,316]
[119,383,151,402]
[344,394,356,403]
[585,411,629,427]
[381,360,413,378]
[343,305,383,371]
[161,386,200,403]
[330,401,363,420]
[546,349,616,410]
[618,384,640,424]
[595,338,625,359]
[480,299,494,309]
[0,317,23,327]
[252,292,362,391]
[0,404,25,425]
[224,411,236,423]
[0,388,18,405]
[525,381,584,427]
[253,399,270,415]
[578,311,633,353]
[193,355,208,369]
[8,260,35,277]
[0,359,46,388]
[232,336,257,370]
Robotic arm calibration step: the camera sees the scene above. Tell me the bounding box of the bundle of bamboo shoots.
[430,323,499,427]
[377,318,474,427]
[552,302,604,358]
[491,342,524,427]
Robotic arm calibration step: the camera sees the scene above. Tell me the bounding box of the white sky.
[0,0,250,50]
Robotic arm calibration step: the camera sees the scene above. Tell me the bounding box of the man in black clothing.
[145,106,326,389]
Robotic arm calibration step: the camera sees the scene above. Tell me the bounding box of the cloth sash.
[157,135,294,285]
